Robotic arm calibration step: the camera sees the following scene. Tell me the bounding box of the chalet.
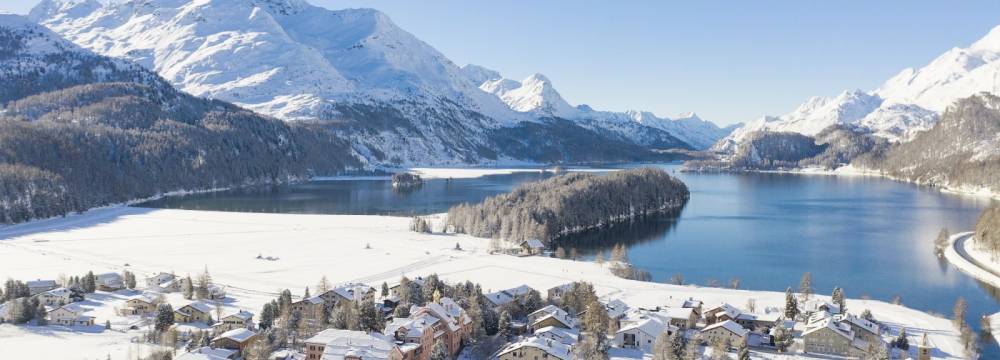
[700,320,748,348]
[214,310,254,332]
[27,280,58,295]
[389,277,425,297]
[176,347,237,360]
[546,283,574,304]
[519,239,545,256]
[318,283,374,304]
[145,273,177,292]
[95,272,124,291]
[656,307,698,329]
[36,287,72,306]
[527,305,575,330]
[291,296,326,319]
[662,297,703,317]
[533,326,579,345]
[802,299,841,316]
[122,294,158,316]
[211,328,258,355]
[497,336,572,360]
[802,315,867,357]
[615,315,674,352]
[483,285,533,309]
[704,303,741,325]
[49,303,95,327]
[174,301,214,323]
[733,311,781,331]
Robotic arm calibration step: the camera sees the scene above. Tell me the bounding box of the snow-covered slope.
[717,24,1000,151]
[464,65,731,149]
[29,0,530,165]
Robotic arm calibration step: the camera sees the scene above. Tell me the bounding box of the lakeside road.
[944,232,1000,288]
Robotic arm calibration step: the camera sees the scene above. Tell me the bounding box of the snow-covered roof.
[56,303,86,315]
[735,311,780,323]
[529,305,574,328]
[803,315,853,340]
[42,287,71,297]
[534,326,579,345]
[27,279,57,288]
[178,301,214,315]
[176,347,237,360]
[663,297,702,309]
[521,238,545,249]
[498,336,571,360]
[295,295,325,305]
[618,316,672,338]
[224,310,254,321]
[384,313,439,338]
[702,320,748,337]
[657,306,695,320]
[127,293,158,304]
[331,283,372,302]
[484,291,514,306]
[836,313,879,335]
[317,329,395,360]
[214,328,256,343]
[604,299,631,319]
[505,284,533,297]
[96,272,122,281]
[707,303,742,319]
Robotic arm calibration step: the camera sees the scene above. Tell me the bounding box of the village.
[1,255,938,360]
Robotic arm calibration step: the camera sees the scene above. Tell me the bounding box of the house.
[700,320,748,348]
[656,307,698,329]
[122,294,158,316]
[519,239,545,256]
[733,311,781,331]
[917,333,933,360]
[291,295,327,322]
[483,285,533,309]
[211,328,258,355]
[318,283,374,304]
[49,303,95,326]
[534,326,579,345]
[27,280,58,295]
[604,298,631,328]
[214,310,254,332]
[95,272,124,291]
[145,272,177,292]
[176,347,238,360]
[704,303,742,325]
[205,284,227,300]
[497,336,572,360]
[174,301,214,323]
[546,283,574,304]
[527,305,575,330]
[36,287,72,306]
[662,297,703,317]
[836,313,880,344]
[305,329,402,360]
[615,315,674,352]
[802,315,868,357]
[389,277,425,297]
[802,299,841,316]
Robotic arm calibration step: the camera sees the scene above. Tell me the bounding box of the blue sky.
[5,1,1000,125]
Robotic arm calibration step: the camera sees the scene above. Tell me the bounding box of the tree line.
[446,168,689,244]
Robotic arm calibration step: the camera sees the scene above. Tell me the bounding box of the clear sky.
[4,1,1000,125]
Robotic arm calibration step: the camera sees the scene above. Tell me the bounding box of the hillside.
[30,0,723,163]
[0,14,359,224]
[854,93,1000,194]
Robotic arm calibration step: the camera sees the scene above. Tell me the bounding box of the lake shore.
[944,232,1000,288]
[0,206,968,359]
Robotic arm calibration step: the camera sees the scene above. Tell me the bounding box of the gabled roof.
[498,336,571,360]
[95,272,122,281]
[663,297,702,309]
[529,305,574,328]
[604,299,631,319]
[702,320,748,337]
[176,347,236,360]
[618,316,672,338]
[707,303,742,319]
[127,293,159,304]
[224,310,254,321]
[26,279,57,288]
[214,328,256,343]
[42,287,71,297]
[331,283,372,302]
[295,295,325,305]
[658,307,695,320]
[803,315,853,340]
[534,326,579,345]
[384,313,439,338]
[521,239,545,249]
[178,301,214,314]
[318,329,395,360]
[836,313,879,335]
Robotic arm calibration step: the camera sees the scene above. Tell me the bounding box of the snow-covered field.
[0,207,967,359]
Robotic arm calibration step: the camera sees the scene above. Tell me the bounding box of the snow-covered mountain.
[717,24,1000,151]
[463,65,732,149]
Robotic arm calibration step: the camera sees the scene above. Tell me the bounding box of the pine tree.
[196,266,212,300]
[895,327,909,350]
[798,272,812,302]
[83,271,96,293]
[182,275,194,300]
[684,332,702,360]
[304,287,311,299]
[832,287,846,314]
[772,324,793,353]
[381,282,390,298]
[783,287,799,320]
[105,319,111,330]
[35,302,47,325]
[953,297,968,328]
[155,303,175,332]
[523,289,543,314]
[861,309,875,322]
[497,310,511,339]
[359,298,383,332]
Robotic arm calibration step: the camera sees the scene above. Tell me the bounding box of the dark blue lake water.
[139,164,999,356]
